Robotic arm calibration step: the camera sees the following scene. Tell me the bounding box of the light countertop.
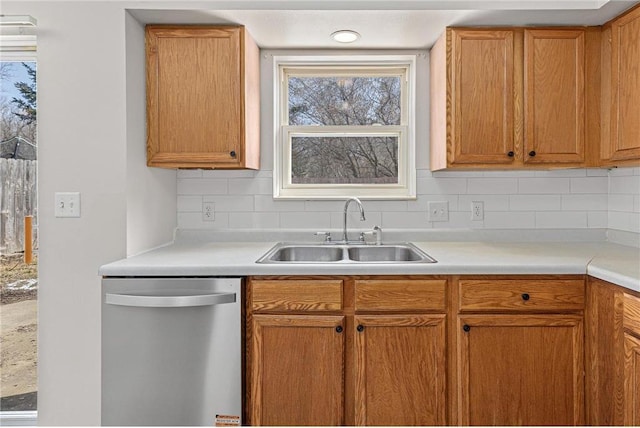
[99,238,640,293]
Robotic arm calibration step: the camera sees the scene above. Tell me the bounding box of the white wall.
[3,1,176,424]
[176,50,610,232]
[125,12,176,256]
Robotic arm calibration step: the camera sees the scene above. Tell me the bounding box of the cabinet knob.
[507,151,515,157]
[357,325,364,332]
[463,324,471,332]
[528,151,536,157]
[335,326,343,333]
[230,150,236,158]
[521,293,530,301]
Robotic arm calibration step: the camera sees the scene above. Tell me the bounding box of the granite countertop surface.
[99,237,640,293]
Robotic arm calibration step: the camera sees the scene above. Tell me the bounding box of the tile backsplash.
[176,167,627,232]
[608,167,640,235]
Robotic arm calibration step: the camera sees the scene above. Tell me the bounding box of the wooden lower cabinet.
[622,293,640,425]
[623,332,640,425]
[458,314,585,425]
[586,277,640,426]
[249,314,345,425]
[354,315,446,426]
[244,275,640,426]
[246,276,448,426]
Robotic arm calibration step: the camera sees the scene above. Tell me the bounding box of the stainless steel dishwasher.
[101,277,242,426]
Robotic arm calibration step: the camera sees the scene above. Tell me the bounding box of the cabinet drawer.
[459,279,584,312]
[623,293,640,333]
[355,279,446,312]
[251,280,343,312]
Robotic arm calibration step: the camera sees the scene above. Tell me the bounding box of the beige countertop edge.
[98,241,639,293]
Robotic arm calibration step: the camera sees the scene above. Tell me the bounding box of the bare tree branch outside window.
[288,76,401,184]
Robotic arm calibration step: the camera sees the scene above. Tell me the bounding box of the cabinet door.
[609,7,640,162]
[451,29,515,165]
[458,314,584,425]
[524,29,585,164]
[250,315,345,426]
[354,315,447,426]
[623,293,640,425]
[146,26,244,168]
[623,332,640,425]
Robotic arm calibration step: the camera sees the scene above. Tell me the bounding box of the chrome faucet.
[342,197,366,243]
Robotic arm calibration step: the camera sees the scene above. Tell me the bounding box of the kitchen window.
[273,55,416,199]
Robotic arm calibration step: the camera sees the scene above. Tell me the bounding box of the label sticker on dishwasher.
[215,414,240,426]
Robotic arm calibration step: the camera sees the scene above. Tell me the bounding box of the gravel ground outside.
[0,253,38,411]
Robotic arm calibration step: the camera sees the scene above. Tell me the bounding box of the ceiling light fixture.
[331,30,360,44]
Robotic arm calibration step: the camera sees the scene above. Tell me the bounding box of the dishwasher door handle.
[105,292,236,308]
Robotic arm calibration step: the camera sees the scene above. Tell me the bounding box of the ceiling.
[129,0,640,49]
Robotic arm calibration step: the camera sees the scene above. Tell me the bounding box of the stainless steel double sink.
[256,242,437,264]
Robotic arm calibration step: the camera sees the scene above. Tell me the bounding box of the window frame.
[273,55,417,200]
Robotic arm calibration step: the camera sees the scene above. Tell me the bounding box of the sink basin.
[263,245,344,262]
[348,245,436,263]
[256,242,436,264]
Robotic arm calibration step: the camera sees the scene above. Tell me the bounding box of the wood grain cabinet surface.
[245,274,640,426]
[249,314,345,426]
[145,25,260,169]
[246,275,625,426]
[457,314,585,425]
[246,276,448,426]
[601,4,640,165]
[524,29,586,165]
[354,314,446,426]
[585,277,640,426]
[622,294,640,425]
[430,27,599,170]
[455,276,586,426]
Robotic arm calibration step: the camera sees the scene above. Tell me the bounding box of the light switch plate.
[55,192,81,217]
[428,201,449,222]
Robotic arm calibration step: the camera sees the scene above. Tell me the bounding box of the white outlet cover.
[202,202,215,222]
[471,201,484,221]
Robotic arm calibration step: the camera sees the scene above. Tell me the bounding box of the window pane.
[288,76,401,126]
[1,60,38,413]
[291,136,398,184]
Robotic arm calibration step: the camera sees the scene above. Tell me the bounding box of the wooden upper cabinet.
[146,26,260,169]
[431,27,596,170]
[452,29,515,165]
[431,29,515,169]
[602,5,640,164]
[524,29,585,164]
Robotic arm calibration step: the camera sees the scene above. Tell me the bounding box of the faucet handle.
[360,227,382,245]
[314,231,332,243]
[373,226,383,245]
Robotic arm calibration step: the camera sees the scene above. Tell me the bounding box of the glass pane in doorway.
[1,60,38,412]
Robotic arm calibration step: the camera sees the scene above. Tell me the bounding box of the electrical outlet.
[202,202,215,222]
[428,201,449,222]
[55,192,81,217]
[471,201,484,221]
